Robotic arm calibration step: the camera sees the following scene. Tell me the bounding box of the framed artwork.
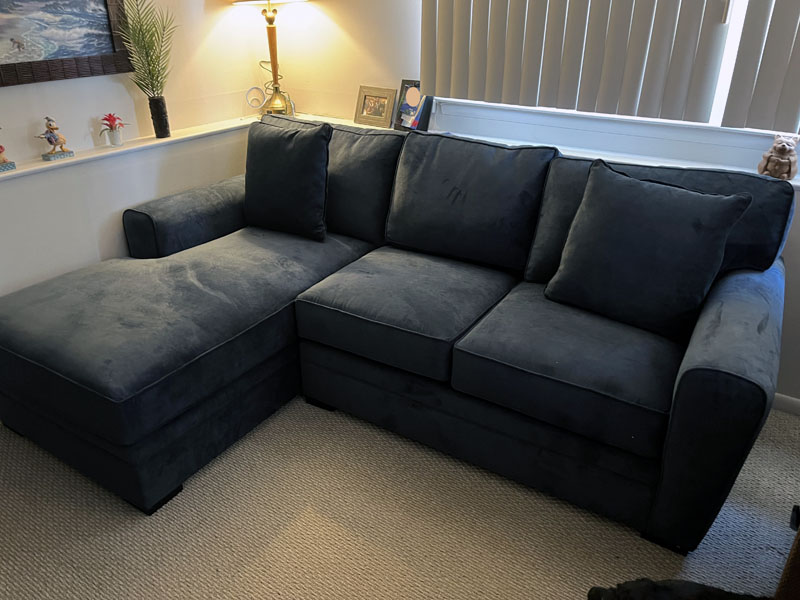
[394,79,421,130]
[354,85,397,128]
[0,0,132,87]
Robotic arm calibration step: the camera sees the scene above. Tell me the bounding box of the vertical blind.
[723,0,800,133]
[421,0,732,123]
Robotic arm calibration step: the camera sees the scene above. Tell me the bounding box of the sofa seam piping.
[0,299,296,404]
[453,346,672,417]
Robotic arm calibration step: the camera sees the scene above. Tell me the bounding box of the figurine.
[0,127,15,173]
[758,134,798,181]
[36,116,73,162]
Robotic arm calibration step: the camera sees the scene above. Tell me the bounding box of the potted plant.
[100,114,128,147]
[119,0,177,139]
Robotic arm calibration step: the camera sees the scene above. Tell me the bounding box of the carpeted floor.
[0,399,797,600]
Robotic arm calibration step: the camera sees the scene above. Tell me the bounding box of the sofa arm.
[123,175,246,258]
[645,259,785,553]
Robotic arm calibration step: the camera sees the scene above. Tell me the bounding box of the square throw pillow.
[245,121,332,241]
[545,160,752,340]
[259,115,407,245]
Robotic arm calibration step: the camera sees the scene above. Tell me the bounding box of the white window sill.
[0,116,260,183]
[429,98,800,191]
[0,112,374,184]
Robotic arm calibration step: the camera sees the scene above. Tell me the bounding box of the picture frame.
[394,79,422,130]
[0,1,132,88]
[354,85,397,128]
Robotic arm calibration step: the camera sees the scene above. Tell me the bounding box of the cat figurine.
[758,134,798,181]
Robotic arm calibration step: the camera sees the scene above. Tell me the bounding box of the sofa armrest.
[645,259,785,553]
[123,175,246,258]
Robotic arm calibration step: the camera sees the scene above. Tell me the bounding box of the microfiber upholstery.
[262,115,407,244]
[300,341,661,530]
[295,246,517,381]
[245,121,332,241]
[525,157,796,282]
[453,282,685,459]
[0,347,298,512]
[645,260,786,552]
[300,341,661,490]
[545,161,752,340]
[0,228,373,446]
[386,132,558,271]
[123,175,246,258]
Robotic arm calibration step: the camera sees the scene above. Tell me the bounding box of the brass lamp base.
[263,85,295,116]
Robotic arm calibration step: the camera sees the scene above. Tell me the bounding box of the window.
[421,0,800,133]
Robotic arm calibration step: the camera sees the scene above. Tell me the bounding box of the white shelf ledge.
[0,116,260,183]
[0,112,373,184]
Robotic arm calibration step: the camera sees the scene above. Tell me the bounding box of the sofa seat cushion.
[452,283,685,458]
[296,246,516,381]
[0,228,372,446]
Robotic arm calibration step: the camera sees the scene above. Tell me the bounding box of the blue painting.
[0,0,114,66]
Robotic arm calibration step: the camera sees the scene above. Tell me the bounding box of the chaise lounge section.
[0,118,404,512]
[0,205,374,511]
[0,115,793,554]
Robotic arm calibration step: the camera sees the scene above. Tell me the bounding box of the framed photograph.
[394,79,422,130]
[0,1,132,87]
[354,85,397,128]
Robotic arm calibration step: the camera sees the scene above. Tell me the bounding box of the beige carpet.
[1,399,797,599]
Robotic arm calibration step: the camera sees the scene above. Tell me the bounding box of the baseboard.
[774,393,800,415]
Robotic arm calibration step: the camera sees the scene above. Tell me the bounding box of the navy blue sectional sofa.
[0,115,793,554]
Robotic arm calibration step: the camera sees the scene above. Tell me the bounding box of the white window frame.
[428,96,797,190]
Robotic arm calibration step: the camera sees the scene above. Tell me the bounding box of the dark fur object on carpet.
[587,579,771,600]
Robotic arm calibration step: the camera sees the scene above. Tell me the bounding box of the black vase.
[149,96,171,139]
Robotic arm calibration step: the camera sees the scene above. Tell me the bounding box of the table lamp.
[233,0,308,115]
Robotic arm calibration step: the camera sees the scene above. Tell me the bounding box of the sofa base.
[139,484,183,516]
[305,397,338,412]
[0,347,300,513]
[2,421,24,437]
[300,341,659,533]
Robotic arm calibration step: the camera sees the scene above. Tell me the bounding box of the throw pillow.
[545,160,752,339]
[244,121,332,241]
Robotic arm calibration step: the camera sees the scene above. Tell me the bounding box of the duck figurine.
[36,116,73,160]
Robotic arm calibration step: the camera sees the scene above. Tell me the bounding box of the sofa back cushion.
[245,120,332,241]
[261,115,406,244]
[386,132,558,271]
[526,157,796,282]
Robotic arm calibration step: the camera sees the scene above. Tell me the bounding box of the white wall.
[278,1,422,118]
[0,129,248,295]
[2,1,256,162]
[0,0,421,163]
[0,0,421,289]
[0,0,421,288]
